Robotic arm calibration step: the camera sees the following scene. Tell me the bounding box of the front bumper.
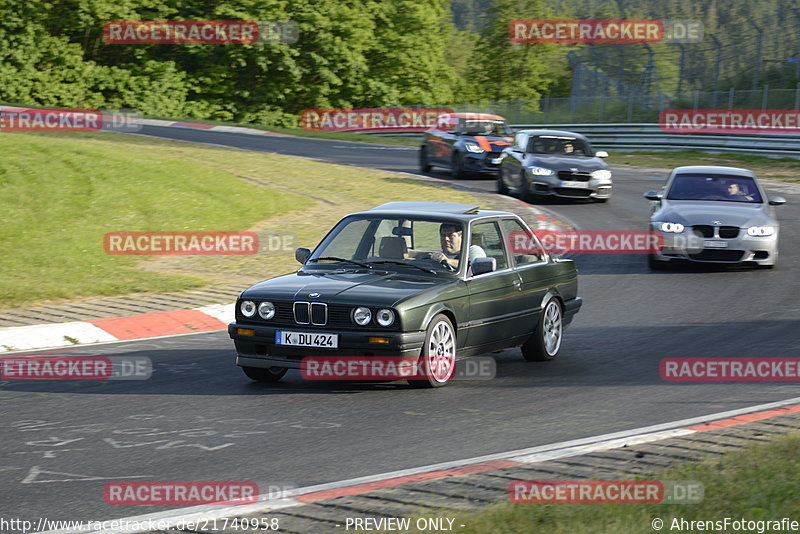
[529,176,612,199]
[651,228,779,265]
[228,323,426,369]
[462,152,504,173]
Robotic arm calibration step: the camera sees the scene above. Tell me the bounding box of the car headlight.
[376,309,395,327]
[659,222,685,233]
[240,300,256,318]
[464,143,484,153]
[528,166,553,176]
[258,301,275,320]
[353,307,372,326]
[591,169,612,180]
[747,226,775,237]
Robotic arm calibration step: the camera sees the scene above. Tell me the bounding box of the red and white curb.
[41,397,800,533]
[0,305,233,353]
[135,118,297,137]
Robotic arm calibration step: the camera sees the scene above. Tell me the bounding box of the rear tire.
[408,314,456,388]
[242,366,287,383]
[419,145,432,173]
[521,298,562,362]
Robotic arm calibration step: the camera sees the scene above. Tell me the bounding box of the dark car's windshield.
[308,216,466,274]
[527,135,592,156]
[457,119,512,136]
[666,174,763,203]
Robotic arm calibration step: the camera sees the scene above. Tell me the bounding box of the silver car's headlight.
[376,309,395,327]
[528,166,553,176]
[747,226,775,237]
[240,300,256,317]
[353,307,372,326]
[258,301,275,320]
[659,222,685,233]
[464,143,484,153]
[591,169,612,180]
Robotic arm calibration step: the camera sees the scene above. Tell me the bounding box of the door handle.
[512,279,522,289]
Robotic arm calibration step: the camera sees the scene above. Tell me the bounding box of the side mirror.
[769,196,787,206]
[471,257,496,276]
[295,248,311,264]
[595,151,608,158]
[644,191,662,201]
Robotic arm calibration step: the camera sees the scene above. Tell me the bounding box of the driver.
[726,182,754,201]
[482,122,495,135]
[427,223,486,270]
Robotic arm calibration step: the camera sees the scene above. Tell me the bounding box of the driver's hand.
[429,251,447,263]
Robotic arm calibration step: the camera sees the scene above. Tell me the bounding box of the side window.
[470,222,508,272]
[515,132,526,150]
[501,219,544,266]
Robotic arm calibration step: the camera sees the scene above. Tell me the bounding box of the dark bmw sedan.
[228,202,582,387]
[497,129,612,202]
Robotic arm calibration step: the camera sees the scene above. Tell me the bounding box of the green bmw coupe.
[228,202,582,387]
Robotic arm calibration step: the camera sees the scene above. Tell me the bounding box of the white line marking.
[40,395,800,533]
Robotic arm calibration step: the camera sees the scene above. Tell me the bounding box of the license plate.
[704,240,728,248]
[561,180,587,188]
[276,331,338,348]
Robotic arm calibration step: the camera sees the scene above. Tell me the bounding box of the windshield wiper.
[309,257,373,269]
[367,260,438,274]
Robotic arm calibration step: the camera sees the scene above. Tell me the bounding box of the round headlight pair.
[353,307,395,327]
[659,222,685,233]
[747,226,775,237]
[240,300,275,320]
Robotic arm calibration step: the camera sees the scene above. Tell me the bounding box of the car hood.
[463,135,514,152]
[526,154,607,171]
[655,200,773,227]
[241,270,449,306]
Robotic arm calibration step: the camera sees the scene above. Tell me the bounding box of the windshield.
[666,174,763,203]
[457,119,512,136]
[308,216,467,274]
[527,135,592,156]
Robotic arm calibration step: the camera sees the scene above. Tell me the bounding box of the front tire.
[419,145,432,173]
[497,166,509,195]
[451,152,467,179]
[408,314,456,388]
[242,366,287,383]
[648,254,671,270]
[521,298,562,361]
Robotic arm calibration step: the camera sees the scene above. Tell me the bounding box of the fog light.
[237,328,255,336]
[369,337,390,344]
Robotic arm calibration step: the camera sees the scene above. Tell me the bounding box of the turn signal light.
[369,337,390,344]
[237,328,255,336]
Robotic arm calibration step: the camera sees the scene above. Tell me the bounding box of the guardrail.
[509,123,800,158]
[374,123,800,158]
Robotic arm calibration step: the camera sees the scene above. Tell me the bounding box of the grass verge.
[0,131,477,309]
[393,432,800,534]
[607,150,800,183]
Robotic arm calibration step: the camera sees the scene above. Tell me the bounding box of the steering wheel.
[439,260,457,272]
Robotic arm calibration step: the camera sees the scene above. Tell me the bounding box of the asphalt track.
[1,126,799,523]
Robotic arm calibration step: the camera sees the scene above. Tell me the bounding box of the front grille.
[310,303,327,325]
[238,301,399,330]
[553,187,592,198]
[557,170,592,182]
[689,250,744,262]
[719,226,740,238]
[692,225,714,238]
[293,302,310,324]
